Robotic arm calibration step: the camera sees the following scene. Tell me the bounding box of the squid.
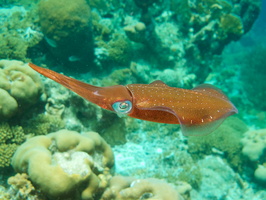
[29,63,238,136]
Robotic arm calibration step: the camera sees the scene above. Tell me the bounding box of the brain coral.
[0,60,43,120]
[11,129,114,199]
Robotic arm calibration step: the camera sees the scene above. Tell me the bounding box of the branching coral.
[11,129,114,199]
[7,173,36,199]
[22,113,65,136]
[0,122,25,168]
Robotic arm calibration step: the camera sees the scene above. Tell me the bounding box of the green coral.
[38,0,94,71]
[219,13,244,39]
[0,5,43,61]
[101,68,135,86]
[0,0,39,6]
[91,11,111,41]
[22,113,65,136]
[108,35,132,66]
[188,117,248,171]
[38,0,91,41]
[0,144,17,168]
[0,122,25,168]
[0,34,28,60]
[0,186,11,200]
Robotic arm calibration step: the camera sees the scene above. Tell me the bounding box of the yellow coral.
[8,173,35,198]
[0,144,17,168]
[219,14,244,38]
[0,60,43,120]
[22,113,65,136]
[101,176,186,200]
[0,122,25,168]
[11,130,114,199]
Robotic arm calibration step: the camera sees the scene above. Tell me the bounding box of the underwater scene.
[0,0,266,199]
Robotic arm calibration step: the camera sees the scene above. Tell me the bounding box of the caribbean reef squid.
[29,63,238,136]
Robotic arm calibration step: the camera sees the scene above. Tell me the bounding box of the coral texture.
[101,176,186,200]
[22,113,65,136]
[0,123,25,168]
[241,129,266,162]
[0,6,43,61]
[11,129,114,199]
[0,60,43,120]
[241,128,266,184]
[188,117,248,170]
[38,0,94,71]
[7,173,36,198]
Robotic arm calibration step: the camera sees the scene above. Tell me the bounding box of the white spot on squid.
[190,120,193,124]
[93,91,99,96]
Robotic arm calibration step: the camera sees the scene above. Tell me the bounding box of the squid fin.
[149,80,169,87]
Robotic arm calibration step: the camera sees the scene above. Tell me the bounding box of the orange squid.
[29,63,238,136]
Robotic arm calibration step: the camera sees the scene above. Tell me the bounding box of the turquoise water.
[0,0,266,199]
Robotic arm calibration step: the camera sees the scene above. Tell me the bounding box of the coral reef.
[101,176,186,200]
[241,128,266,184]
[11,130,114,199]
[0,6,43,61]
[7,173,36,199]
[22,113,65,136]
[95,35,132,69]
[0,122,25,168]
[0,186,11,200]
[188,117,248,170]
[38,0,94,72]
[241,129,266,162]
[0,0,264,199]
[124,22,146,43]
[86,0,261,84]
[0,60,43,120]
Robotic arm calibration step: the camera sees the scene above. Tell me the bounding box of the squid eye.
[112,100,132,115]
